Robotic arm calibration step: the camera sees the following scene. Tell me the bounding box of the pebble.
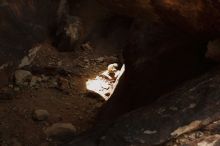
[144,130,157,135]
[32,109,50,121]
[14,70,32,85]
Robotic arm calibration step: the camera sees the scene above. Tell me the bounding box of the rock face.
[97,0,220,34]
[55,16,83,51]
[0,0,59,64]
[98,0,220,121]
[99,19,209,121]
[68,66,220,146]
[0,0,60,87]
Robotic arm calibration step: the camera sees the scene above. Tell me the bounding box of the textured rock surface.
[67,66,220,146]
[55,16,83,51]
[97,0,157,19]
[95,0,220,123]
[0,0,59,64]
[98,0,220,34]
[99,19,209,121]
[0,0,60,87]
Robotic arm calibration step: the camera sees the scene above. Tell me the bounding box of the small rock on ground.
[14,70,32,85]
[45,123,76,141]
[32,109,49,121]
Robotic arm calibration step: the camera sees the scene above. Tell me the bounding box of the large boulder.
[67,66,220,146]
[97,0,220,121]
[99,67,220,146]
[98,19,210,121]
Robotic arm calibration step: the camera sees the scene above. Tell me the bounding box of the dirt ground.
[0,41,122,146]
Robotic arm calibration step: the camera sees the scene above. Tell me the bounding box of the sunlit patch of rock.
[86,64,125,101]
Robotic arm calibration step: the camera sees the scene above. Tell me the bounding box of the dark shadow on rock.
[67,66,220,146]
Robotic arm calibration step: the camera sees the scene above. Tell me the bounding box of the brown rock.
[98,0,220,33]
[45,123,76,141]
[32,109,49,121]
[14,70,32,86]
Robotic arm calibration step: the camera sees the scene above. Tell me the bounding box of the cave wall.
[98,0,220,120]
[123,20,207,105]
[97,0,220,35]
[0,0,60,64]
[0,0,61,85]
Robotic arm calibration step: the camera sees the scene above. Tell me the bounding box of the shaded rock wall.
[0,0,60,86]
[98,0,220,34]
[99,19,210,121]
[98,0,220,120]
[67,66,220,146]
[0,0,59,64]
[99,66,220,146]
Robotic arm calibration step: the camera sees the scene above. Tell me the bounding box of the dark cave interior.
[0,0,220,146]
